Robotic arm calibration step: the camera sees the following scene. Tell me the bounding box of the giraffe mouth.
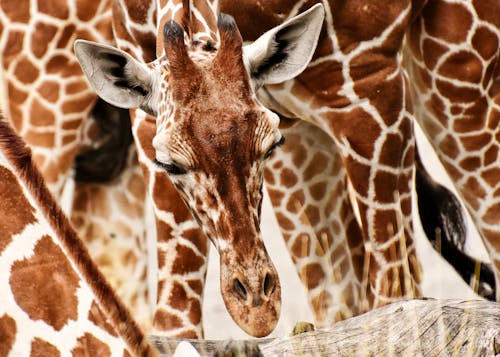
[218,252,282,337]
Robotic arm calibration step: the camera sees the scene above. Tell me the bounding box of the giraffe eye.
[154,159,187,175]
[264,136,285,159]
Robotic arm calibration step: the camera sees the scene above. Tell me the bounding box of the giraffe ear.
[74,40,158,116]
[243,4,324,87]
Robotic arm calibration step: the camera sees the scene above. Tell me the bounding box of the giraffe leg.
[406,0,500,300]
[265,121,368,327]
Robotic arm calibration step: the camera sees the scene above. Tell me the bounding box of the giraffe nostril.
[233,278,248,301]
[263,272,275,297]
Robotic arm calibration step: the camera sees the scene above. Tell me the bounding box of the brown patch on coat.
[10,236,80,331]
[0,314,16,356]
[31,22,58,59]
[171,245,205,275]
[72,333,111,357]
[31,338,61,357]
[153,309,184,331]
[1,0,30,23]
[0,165,36,254]
[438,51,483,83]
[422,0,472,44]
[38,0,69,20]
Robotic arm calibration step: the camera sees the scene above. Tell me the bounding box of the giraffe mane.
[0,116,155,356]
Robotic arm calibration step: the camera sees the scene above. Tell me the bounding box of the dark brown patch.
[37,0,69,19]
[168,281,189,311]
[0,0,30,23]
[439,134,460,160]
[300,262,325,290]
[0,314,16,356]
[436,80,481,103]
[291,234,310,259]
[24,130,55,148]
[304,205,321,226]
[57,24,77,49]
[374,171,398,203]
[153,309,183,330]
[459,156,481,171]
[263,167,275,186]
[309,181,327,201]
[481,168,500,188]
[463,177,487,210]
[275,212,295,232]
[0,165,36,254]
[303,151,329,181]
[438,51,483,83]
[188,299,202,325]
[2,30,24,68]
[171,245,205,275]
[483,145,498,166]
[61,94,96,114]
[71,333,111,357]
[14,56,39,84]
[285,190,305,214]
[187,279,203,295]
[30,98,56,126]
[76,0,101,21]
[473,0,500,28]
[452,98,487,133]
[472,26,499,60]
[373,209,397,243]
[329,108,382,160]
[38,81,61,103]
[31,22,58,59]
[31,338,60,357]
[266,187,285,207]
[379,134,403,167]
[483,202,500,225]
[460,132,492,151]
[153,172,192,224]
[332,1,407,54]
[423,0,472,44]
[10,236,80,331]
[422,38,449,70]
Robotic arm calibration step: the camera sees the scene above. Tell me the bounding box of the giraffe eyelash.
[264,136,285,159]
[154,159,188,175]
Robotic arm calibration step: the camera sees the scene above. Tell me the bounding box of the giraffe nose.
[232,270,277,307]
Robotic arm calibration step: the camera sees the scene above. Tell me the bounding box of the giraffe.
[220,0,499,304]
[76,1,325,338]
[0,0,152,329]
[0,118,156,356]
[77,0,500,336]
[405,0,500,299]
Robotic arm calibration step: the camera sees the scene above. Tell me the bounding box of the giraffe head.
[75,5,324,337]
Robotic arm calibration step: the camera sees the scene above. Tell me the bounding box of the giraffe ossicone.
[76,4,325,337]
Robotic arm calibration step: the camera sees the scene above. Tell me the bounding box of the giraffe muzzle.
[220,254,281,337]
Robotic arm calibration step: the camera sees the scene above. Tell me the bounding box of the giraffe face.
[75,4,324,337]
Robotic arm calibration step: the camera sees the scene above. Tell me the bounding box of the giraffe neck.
[0,119,155,356]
